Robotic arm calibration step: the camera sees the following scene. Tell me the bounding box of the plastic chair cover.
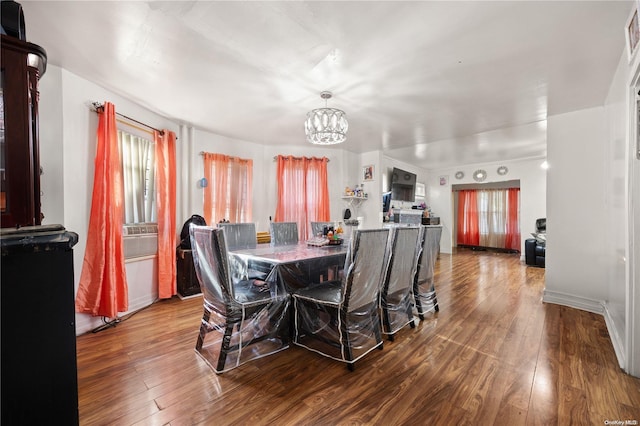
[270,222,298,245]
[217,223,257,250]
[189,225,290,373]
[414,225,443,317]
[380,226,422,336]
[310,221,333,238]
[293,228,391,366]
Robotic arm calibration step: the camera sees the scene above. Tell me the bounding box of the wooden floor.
[76,249,640,425]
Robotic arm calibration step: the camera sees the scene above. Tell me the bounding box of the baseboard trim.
[75,293,158,336]
[543,289,629,371]
[542,289,604,314]
[602,302,626,370]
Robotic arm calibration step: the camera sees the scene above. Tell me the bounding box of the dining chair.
[217,222,257,250]
[217,222,267,280]
[269,222,299,245]
[189,225,290,374]
[292,228,391,371]
[380,226,422,341]
[310,221,333,238]
[413,225,443,319]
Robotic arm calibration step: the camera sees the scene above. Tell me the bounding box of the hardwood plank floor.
[76,248,640,425]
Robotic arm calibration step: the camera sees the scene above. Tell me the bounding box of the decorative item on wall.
[497,166,509,176]
[627,3,640,61]
[455,171,464,180]
[473,169,487,182]
[304,91,348,145]
[363,164,374,181]
[439,175,448,186]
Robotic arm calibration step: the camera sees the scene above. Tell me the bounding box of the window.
[274,155,330,241]
[202,153,253,224]
[118,129,156,224]
[457,187,520,251]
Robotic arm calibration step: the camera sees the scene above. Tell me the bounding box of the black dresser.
[1,225,79,425]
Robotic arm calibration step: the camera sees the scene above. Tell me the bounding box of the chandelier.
[304,91,348,145]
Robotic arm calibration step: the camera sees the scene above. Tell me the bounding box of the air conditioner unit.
[123,223,158,259]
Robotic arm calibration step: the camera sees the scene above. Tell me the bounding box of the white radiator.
[123,224,158,259]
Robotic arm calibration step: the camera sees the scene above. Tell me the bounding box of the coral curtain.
[76,102,128,318]
[155,130,177,299]
[457,189,479,246]
[457,188,520,250]
[504,188,521,250]
[274,155,330,241]
[202,153,253,225]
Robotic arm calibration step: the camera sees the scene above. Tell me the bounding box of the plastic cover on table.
[293,228,391,365]
[229,243,349,294]
[189,225,289,374]
[217,223,257,250]
[269,222,298,245]
[414,225,443,316]
[380,226,422,335]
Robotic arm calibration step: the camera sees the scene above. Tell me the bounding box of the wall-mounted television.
[382,191,392,213]
[390,167,416,202]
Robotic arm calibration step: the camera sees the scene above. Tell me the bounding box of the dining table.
[229,242,349,292]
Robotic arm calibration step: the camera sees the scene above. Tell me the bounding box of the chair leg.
[195,308,211,351]
[216,321,235,372]
[347,363,355,372]
[414,286,425,321]
[373,312,384,350]
[381,305,393,338]
[407,303,415,328]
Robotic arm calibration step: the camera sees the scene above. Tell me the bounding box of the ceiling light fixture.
[304,91,348,145]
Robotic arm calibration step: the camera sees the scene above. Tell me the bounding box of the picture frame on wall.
[363,165,374,181]
[626,3,640,61]
[439,175,448,186]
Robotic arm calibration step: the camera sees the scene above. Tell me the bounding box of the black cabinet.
[1,225,79,425]
[1,34,47,227]
[177,248,201,297]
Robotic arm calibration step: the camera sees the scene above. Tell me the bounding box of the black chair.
[413,225,442,320]
[310,221,333,238]
[218,222,266,280]
[293,228,391,371]
[380,227,422,341]
[270,222,299,245]
[217,222,257,250]
[189,226,290,373]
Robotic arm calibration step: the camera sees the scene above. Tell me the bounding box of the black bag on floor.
[179,215,207,249]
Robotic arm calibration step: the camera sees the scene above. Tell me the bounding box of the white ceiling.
[20,1,631,169]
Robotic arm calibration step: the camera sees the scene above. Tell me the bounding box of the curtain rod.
[199,152,251,161]
[91,102,164,136]
[197,153,330,162]
[273,155,330,162]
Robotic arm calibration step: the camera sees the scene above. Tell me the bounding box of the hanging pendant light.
[304,91,348,145]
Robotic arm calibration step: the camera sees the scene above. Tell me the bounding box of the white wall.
[543,48,638,377]
[38,65,65,225]
[545,107,608,307]
[182,130,352,233]
[39,66,179,334]
[603,49,631,369]
[38,67,362,334]
[423,156,546,255]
